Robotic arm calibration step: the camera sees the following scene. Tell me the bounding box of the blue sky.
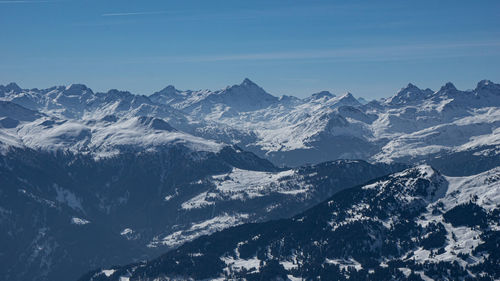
[1,0,500,99]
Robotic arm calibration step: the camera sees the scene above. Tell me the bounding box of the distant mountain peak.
[440,82,457,91]
[404,82,420,90]
[166,85,177,91]
[240,78,257,87]
[310,91,335,100]
[341,92,355,98]
[476,79,499,91]
[64,84,92,95]
[226,78,271,97]
[156,85,178,95]
[387,82,429,105]
[394,83,423,96]
[104,89,134,100]
[337,92,359,102]
[478,79,492,87]
[206,78,279,110]
[107,89,131,95]
[332,92,361,107]
[0,82,22,93]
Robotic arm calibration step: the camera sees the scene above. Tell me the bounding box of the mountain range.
[0,79,499,280]
[1,79,498,170]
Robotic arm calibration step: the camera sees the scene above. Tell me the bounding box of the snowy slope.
[150,78,279,115]
[1,79,498,281]
[15,116,223,157]
[82,165,500,281]
[147,79,500,167]
[0,84,225,156]
[148,160,403,249]
[1,79,498,167]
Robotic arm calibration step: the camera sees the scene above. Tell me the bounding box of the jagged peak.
[337,92,359,102]
[160,85,177,93]
[240,78,258,87]
[151,85,181,98]
[476,79,499,90]
[0,82,22,93]
[396,83,422,95]
[64,84,92,95]
[279,95,300,102]
[107,89,131,95]
[311,91,335,100]
[224,78,276,100]
[404,82,420,90]
[65,83,88,91]
[478,80,492,86]
[225,78,262,92]
[439,82,457,92]
[387,82,430,105]
[332,92,361,107]
[104,89,134,100]
[340,92,355,98]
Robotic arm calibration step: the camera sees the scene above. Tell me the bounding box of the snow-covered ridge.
[1,114,224,157]
[148,79,500,165]
[1,79,499,165]
[155,167,313,248]
[0,81,226,156]
[181,168,305,210]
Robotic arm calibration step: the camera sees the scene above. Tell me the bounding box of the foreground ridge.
[81,165,500,281]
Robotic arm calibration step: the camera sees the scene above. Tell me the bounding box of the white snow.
[181,191,216,210]
[325,258,363,271]
[181,168,309,210]
[70,217,90,225]
[101,269,116,277]
[1,80,499,165]
[212,168,301,199]
[411,166,500,266]
[444,167,500,212]
[221,256,261,273]
[150,213,249,248]
[120,228,133,235]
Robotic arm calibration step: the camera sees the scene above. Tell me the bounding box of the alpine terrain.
[0,79,498,281]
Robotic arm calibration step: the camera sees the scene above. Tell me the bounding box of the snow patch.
[71,217,90,225]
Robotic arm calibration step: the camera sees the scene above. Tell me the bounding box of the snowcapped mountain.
[0,79,498,170]
[0,83,216,157]
[148,79,500,169]
[0,78,498,281]
[150,78,279,115]
[81,165,500,281]
[385,83,434,105]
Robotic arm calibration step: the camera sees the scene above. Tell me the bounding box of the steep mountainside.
[82,165,500,281]
[0,145,402,281]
